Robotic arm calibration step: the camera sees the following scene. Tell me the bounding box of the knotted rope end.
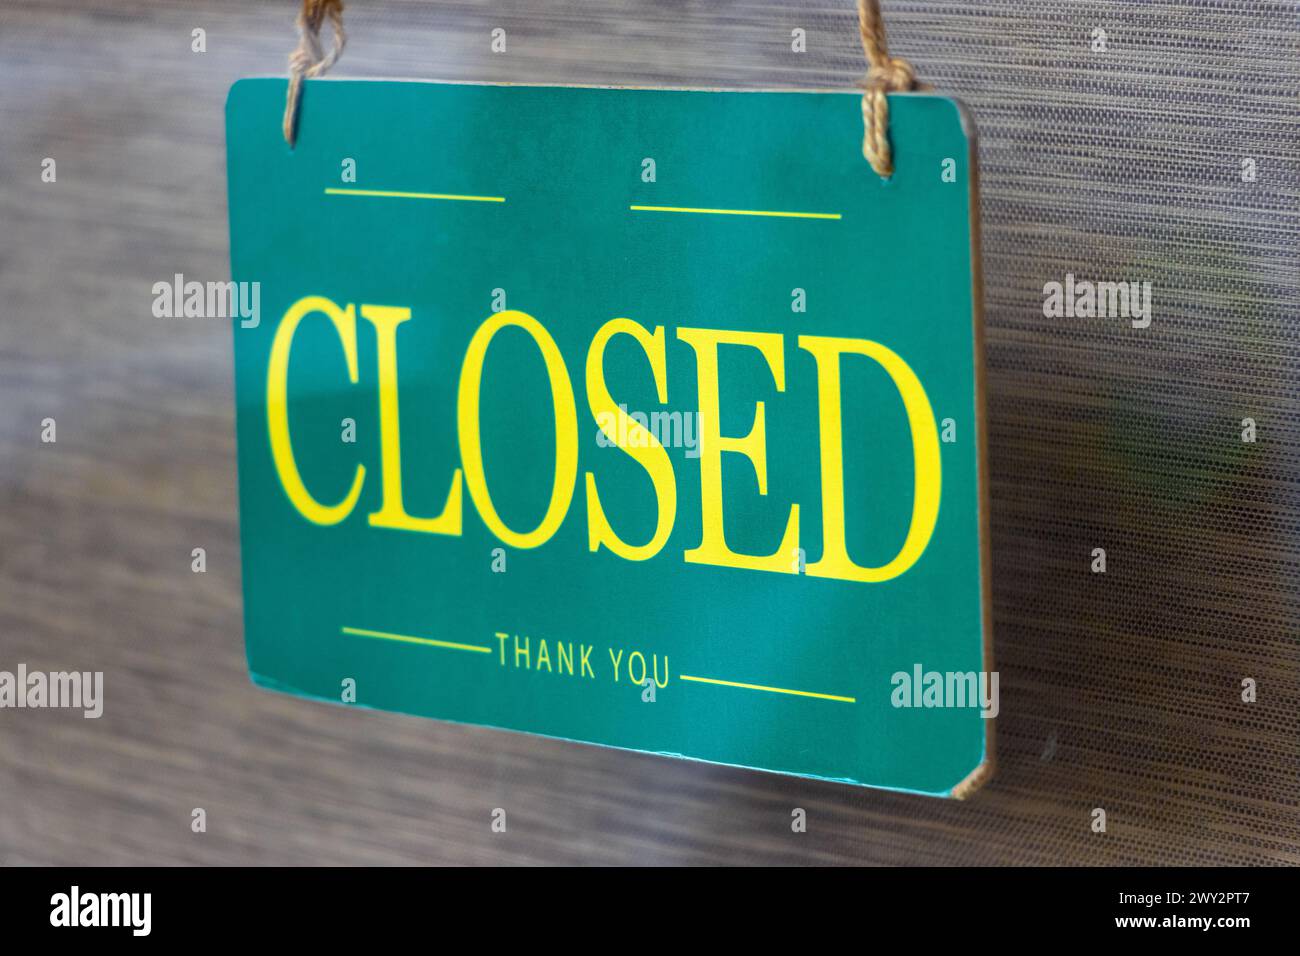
[283,0,347,147]
[857,0,922,178]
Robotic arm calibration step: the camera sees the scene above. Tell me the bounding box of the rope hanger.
[280,0,922,177]
[282,0,345,147]
[857,0,924,177]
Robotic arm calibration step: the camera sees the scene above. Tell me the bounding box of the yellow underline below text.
[341,626,493,654]
[678,674,855,703]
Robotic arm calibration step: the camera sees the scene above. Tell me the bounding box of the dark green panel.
[226,79,990,795]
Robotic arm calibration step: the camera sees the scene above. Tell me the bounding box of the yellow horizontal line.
[630,204,841,221]
[341,626,493,654]
[678,674,855,703]
[325,188,505,203]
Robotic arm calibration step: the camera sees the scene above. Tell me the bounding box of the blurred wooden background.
[1,0,1297,865]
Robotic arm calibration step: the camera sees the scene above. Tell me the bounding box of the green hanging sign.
[226,78,993,796]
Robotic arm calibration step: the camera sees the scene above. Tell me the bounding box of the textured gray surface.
[0,0,1296,865]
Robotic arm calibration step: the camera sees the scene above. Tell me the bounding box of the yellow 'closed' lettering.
[266,296,942,582]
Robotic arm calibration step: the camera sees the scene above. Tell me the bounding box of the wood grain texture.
[0,0,1297,865]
